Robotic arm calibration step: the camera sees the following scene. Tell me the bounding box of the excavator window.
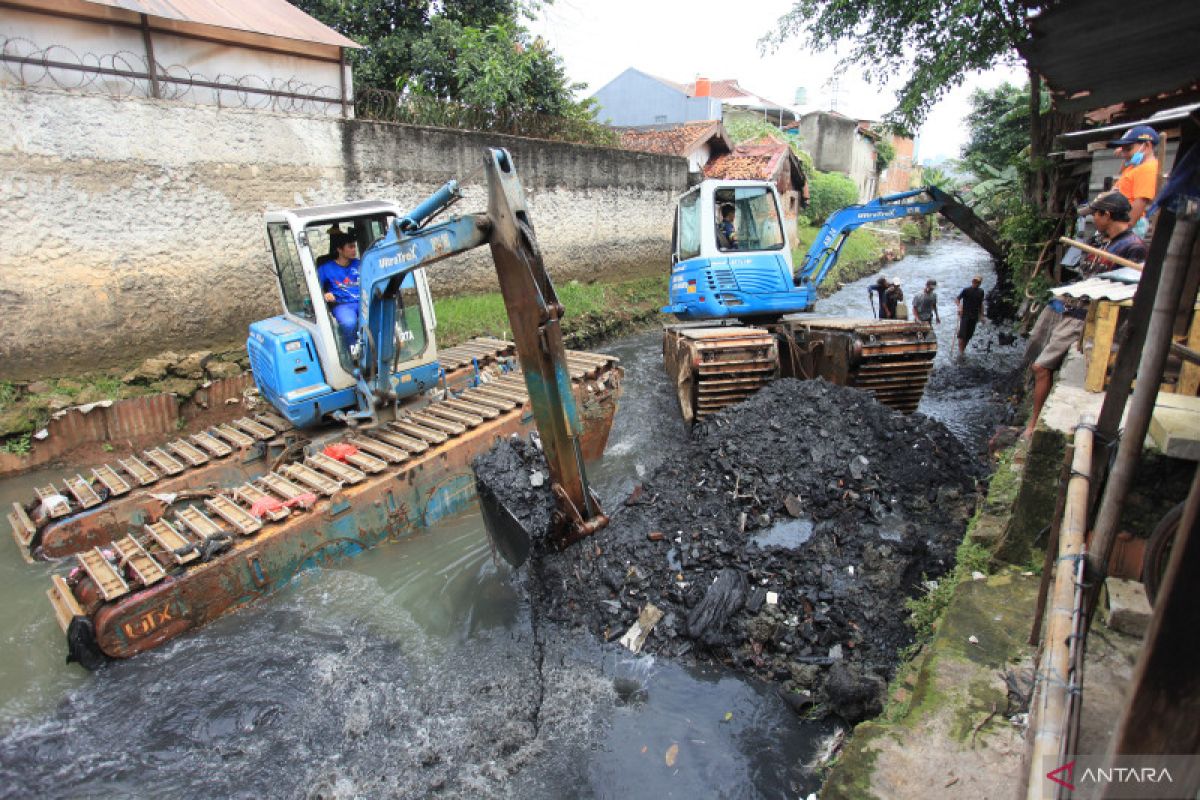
[713,187,786,252]
[677,189,701,261]
[267,223,314,321]
[393,272,428,363]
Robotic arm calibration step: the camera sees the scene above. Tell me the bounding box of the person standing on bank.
[955,276,986,357]
[1022,192,1148,438]
[1109,125,1160,236]
[318,231,362,349]
[912,279,940,327]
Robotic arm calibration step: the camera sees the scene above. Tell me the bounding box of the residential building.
[878,132,917,195]
[619,120,733,177]
[794,111,880,201]
[703,137,808,219]
[591,68,797,128]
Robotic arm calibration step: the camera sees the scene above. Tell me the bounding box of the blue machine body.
[664,185,950,321]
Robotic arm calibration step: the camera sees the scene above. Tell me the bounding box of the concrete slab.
[1149,393,1200,460]
[1102,578,1153,638]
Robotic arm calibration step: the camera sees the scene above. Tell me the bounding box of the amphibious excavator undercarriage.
[662,181,1003,422]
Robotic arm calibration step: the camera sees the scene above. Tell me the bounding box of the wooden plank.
[36,485,71,518]
[306,453,366,484]
[119,456,158,486]
[369,428,429,454]
[421,404,483,427]
[232,483,290,522]
[167,439,209,467]
[1086,301,1122,392]
[92,465,131,497]
[48,575,85,632]
[63,475,102,509]
[389,421,448,445]
[191,431,233,457]
[9,502,36,548]
[349,435,409,463]
[257,472,307,502]
[442,398,500,419]
[232,417,275,440]
[143,448,185,476]
[144,519,199,564]
[255,412,291,432]
[344,450,387,474]
[175,506,225,540]
[205,495,263,536]
[112,536,167,586]
[77,548,130,602]
[459,389,517,411]
[213,424,255,448]
[408,411,466,436]
[279,463,341,496]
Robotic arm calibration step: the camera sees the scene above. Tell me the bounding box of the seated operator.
[318,231,361,349]
[717,204,738,250]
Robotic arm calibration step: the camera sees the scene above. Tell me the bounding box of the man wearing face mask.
[1109,125,1160,235]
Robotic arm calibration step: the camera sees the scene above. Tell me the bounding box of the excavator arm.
[354,148,605,565]
[796,186,1006,291]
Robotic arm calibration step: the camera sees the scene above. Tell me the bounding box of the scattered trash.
[529,470,544,488]
[968,635,980,644]
[664,743,679,767]
[619,603,664,654]
[765,591,779,606]
[971,571,986,581]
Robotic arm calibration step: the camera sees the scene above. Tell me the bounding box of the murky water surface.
[0,237,1017,798]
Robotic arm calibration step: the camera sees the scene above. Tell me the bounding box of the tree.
[762,0,1039,132]
[292,0,587,117]
[960,81,1048,179]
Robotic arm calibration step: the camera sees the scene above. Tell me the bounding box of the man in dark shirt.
[1023,191,1147,437]
[955,276,986,357]
[869,276,892,319]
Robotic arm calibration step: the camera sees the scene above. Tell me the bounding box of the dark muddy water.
[0,236,1018,798]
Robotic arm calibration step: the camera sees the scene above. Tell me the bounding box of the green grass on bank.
[433,274,668,347]
[794,225,886,288]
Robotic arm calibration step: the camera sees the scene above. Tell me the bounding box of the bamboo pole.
[1026,421,1092,800]
[1085,219,1198,619]
[1058,236,1145,271]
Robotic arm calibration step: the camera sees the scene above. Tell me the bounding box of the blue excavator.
[662,181,1003,422]
[247,148,608,563]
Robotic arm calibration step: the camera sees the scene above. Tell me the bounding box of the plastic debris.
[619,603,664,653]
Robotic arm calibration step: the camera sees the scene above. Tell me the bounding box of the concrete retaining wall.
[0,85,686,380]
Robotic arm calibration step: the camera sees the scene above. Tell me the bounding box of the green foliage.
[915,164,958,192]
[899,221,922,241]
[0,382,16,411]
[902,538,991,657]
[805,170,859,225]
[1,433,31,455]
[874,138,895,174]
[763,0,1041,131]
[724,113,816,173]
[960,81,1047,179]
[293,0,591,120]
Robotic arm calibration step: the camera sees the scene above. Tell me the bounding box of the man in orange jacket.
[1109,125,1160,234]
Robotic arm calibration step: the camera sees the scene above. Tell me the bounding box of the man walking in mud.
[955,276,986,357]
[912,280,940,328]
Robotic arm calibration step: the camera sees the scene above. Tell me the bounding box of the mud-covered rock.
[172,351,212,380]
[205,360,244,380]
[488,378,983,719]
[122,353,179,384]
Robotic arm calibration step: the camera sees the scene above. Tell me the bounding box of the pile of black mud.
[474,378,983,723]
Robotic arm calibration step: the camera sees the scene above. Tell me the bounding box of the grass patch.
[794,225,886,290]
[433,274,668,346]
[901,536,992,660]
[1,433,31,455]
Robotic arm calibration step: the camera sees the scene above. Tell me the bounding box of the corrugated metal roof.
[1020,0,1200,114]
[1052,274,1140,303]
[84,0,359,48]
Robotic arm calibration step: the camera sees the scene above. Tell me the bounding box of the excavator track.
[662,325,778,424]
[42,349,622,655]
[663,318,937,422]
[9,337,519,562]
[777,317,937,414]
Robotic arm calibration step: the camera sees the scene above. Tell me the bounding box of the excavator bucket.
[472,148,609,567]
[476,479,533,569]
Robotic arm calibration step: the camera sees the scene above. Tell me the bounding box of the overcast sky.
[529,0,1027,164]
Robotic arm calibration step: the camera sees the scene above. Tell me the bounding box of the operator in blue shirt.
[318,231,361,349]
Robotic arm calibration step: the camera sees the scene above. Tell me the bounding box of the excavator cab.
[666,180,804,321]
[250,203,440,427]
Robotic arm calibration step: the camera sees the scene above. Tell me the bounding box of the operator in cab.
[319,231,361,349]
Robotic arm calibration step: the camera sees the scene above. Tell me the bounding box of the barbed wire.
[0,35,618,146]
[0,36,344,113]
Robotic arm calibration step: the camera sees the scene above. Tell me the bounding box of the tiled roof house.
[619,120,734,175]
[703,137,809,218]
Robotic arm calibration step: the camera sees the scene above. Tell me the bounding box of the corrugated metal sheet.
[85,0,359,48]
[1052,276,1139,303]
[1020,0,1200,113]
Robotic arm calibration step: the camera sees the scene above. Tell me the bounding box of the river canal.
[0,237,1020,798]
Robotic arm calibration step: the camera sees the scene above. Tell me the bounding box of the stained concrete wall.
[0,85,686,380]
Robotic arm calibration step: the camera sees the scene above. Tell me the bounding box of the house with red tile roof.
[702,137,808,220]
[591,67,798,128]
[619,121,733,175]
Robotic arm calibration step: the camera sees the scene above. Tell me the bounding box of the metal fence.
[1,35,616,146]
